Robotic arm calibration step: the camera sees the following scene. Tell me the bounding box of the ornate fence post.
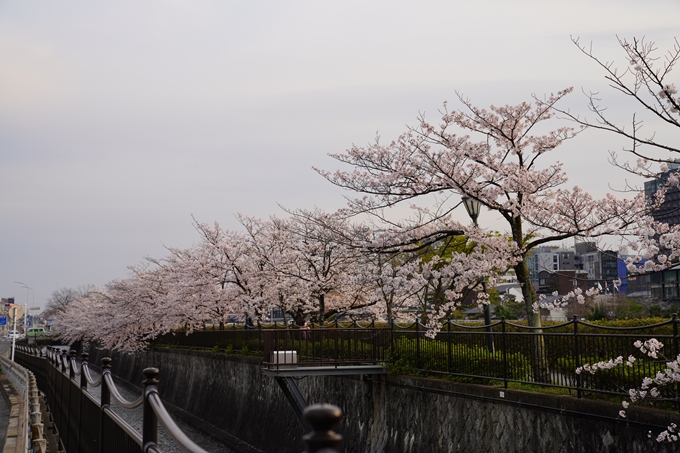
[80,354,89,390]
[446,317,452,373]
[79,353,88,453]
[69,351,77,380]
[142,368,160,452]
[415,321,421,370]
[501,317,508,389]
[99,357,112,453]
[673,313,679,412]
[302,404,342,453]
[572,316,581,399]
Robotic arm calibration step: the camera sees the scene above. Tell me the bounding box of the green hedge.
[388,336,531,382]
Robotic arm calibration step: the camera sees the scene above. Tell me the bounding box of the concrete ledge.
[262,365,387,377]
[386,374,679,431]
[0,374,24,453]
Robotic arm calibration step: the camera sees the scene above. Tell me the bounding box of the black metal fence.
[14,346,344,453]
[262,328,390,369]
[391,316,680,402]
[154,316,680,401]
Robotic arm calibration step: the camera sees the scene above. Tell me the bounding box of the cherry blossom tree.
[556,37,680,172]
[559,37,680,441]
[263,209,364,323]
[316,90,651,329]
[545,36,680,275]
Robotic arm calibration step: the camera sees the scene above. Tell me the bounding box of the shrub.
[387,336,531,382]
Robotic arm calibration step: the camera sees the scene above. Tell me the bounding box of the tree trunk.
[513,259,550,383]
[318,294,325,323]
[514,259,541,328]
[510,215,550,383]
[386,293,394,326]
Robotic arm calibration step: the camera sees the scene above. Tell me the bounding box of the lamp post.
[461,197,494,353]
[14,281,33,329]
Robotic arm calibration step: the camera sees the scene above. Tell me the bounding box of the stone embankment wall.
[85,346,679,453]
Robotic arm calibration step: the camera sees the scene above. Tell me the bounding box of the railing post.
[142,368,160,452]
[673,313,679,412]
[572,316,581,399]
[78,353,88,453]
[415,321,421,370]
[501,317,508,389]
[61,350,71,451]
[99,357,112,453]
[302,404,343,453]
[69,350,77,380]
[447,317,452,373]
[389,321,394,355]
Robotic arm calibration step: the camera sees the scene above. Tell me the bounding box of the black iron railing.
[14,346,344,452]
[145,316,680,401]
[391,316,680,402]
[262,328,390,369]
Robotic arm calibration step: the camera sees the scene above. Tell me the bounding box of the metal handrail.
[69,354,82,376]
[146,391,208,453]
[82,363,103,387]
[104,373,145,409]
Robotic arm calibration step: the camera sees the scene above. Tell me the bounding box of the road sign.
[8,305,23,322]
[30,307,41,311]
[0,317,5,325]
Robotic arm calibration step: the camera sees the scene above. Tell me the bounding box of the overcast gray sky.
[1,0,679,311]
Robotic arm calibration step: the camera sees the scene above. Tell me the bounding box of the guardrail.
[14,345,345,453]
[0,350,46,453]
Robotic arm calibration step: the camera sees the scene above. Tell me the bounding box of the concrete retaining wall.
[85,346,680,453]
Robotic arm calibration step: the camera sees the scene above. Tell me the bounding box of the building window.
[664,285,677,299]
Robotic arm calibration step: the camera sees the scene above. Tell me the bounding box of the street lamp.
[14,281,33,327]
[461,197,494,353]
[461,196,481,224]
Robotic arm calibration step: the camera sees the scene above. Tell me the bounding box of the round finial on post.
[81,352,89,362]
[143,368,160,387]
[302,404,342,453]
[101,357,112,371]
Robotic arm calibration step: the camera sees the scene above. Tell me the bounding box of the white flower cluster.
[575,356,625,375]
[656,424,679,443]
[634,338,664,359]
[535,287,599,312]
[587,338,680,442]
